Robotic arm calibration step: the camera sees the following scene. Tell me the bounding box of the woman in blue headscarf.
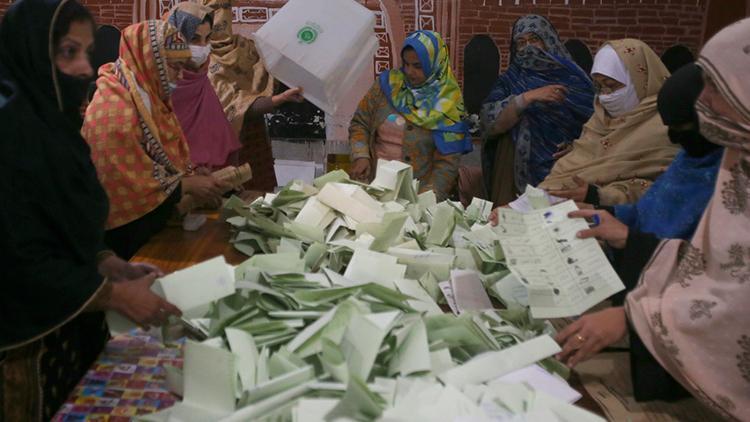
[481,15,594,205]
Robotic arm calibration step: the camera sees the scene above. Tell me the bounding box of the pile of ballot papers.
[135,160,624,421]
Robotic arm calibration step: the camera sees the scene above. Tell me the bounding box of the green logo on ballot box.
[297,24,320,44]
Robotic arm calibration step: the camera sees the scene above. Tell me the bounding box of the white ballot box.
[253,0,377,115]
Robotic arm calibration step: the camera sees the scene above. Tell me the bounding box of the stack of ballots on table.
[129,159,623,421]
[224,159,624,320]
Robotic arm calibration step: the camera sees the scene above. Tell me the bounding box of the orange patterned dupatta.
[83,20,192,229]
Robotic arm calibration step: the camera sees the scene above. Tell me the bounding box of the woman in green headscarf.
[349,30,472,201]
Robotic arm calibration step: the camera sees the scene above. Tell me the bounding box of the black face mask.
[56,69,93,116]
[668,127,721,158]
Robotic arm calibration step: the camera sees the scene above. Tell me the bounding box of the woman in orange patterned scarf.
[83,20,229,259]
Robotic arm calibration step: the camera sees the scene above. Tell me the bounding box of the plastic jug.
[253,0,377,116]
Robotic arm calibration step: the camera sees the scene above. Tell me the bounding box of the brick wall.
[88,0,134,28]
[0,0,133,27]
[0,0,709,82]
[455,0,707,76]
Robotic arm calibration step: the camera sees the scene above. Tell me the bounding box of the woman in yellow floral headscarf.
[349,30,471,201]
[83,20,229,259]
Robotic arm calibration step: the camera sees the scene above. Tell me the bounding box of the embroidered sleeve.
[349,82,383,160]
[599,178,653,206]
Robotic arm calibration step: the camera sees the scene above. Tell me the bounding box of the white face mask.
[189,45,211,67]
[598,83,640,117]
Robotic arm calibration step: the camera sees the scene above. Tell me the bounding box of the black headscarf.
[0,0,109,350]
[564,39,593,74]
[657,63,720,158]
[660,44,695,74]
[92,25,121,72]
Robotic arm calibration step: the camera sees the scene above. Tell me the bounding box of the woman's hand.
[194,166,212,176]
[524,84,567,104]
[99,255,164,282]
[568,209,629,249]
[548,175,589,202]
[109,273,182,330]
[554,307,628,367]
[182,175,230,206]
[489,207,499,226]
[272,87,305,107]
[349,157,371,182]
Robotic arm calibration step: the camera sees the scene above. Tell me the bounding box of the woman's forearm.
[489,94,527,136]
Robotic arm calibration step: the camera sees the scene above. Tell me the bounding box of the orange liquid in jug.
[326,153,351,174]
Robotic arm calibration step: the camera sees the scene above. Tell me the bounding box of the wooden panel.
[703,0,748,46]
[463,35,500,115]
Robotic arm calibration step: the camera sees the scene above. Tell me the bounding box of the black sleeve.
[0,166,104,351]
[0,92,107,351]
[584,184,600,208]
[629,321,690,402]
[596,205,614,215]
[105,185,181,260]
[610,230,661,305]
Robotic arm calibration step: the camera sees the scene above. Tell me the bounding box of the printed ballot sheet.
[492,200,624,318]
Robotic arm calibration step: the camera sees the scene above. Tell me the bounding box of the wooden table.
[131,212,247,273]
[56,212,606,420]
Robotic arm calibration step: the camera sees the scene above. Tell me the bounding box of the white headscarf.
[591,44,630,85]
[591,44,640,117]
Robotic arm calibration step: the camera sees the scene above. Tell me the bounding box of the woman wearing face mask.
[554,19,750,419]
[167,3,237,172]
[185,0,303,192]
[538,39,680,206]
[490,64,722,241]
[584,64,722,309]
[82,19,230,260]
[349,30,472,201]
[166,3,304,172]
[481,15,595,205]
[0,1,180,420]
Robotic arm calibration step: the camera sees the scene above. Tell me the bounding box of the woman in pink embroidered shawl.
[554,19,750,421]
[166,3,240,169]
[166,3,304,177]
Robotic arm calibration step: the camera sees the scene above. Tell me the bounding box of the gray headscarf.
[167,2,213,42]
[511,14,573,71]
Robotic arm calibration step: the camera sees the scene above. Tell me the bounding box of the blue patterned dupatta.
[481,15,594,191]
[614,149,722,240]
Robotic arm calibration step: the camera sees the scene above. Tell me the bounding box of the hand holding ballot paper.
[106,256,236,334]
[491,201,625,318]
